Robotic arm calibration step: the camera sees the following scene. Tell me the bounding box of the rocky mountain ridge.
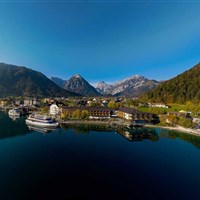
[95,75,160,97]
[63,74,100,96]
[51,74,160,97]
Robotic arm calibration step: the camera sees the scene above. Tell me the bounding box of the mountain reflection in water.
[62,123,159,142]
[61,123,200,149]
[61,124,158,142]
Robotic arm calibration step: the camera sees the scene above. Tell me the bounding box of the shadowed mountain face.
[0,63,78,97]
[96,75,159,97]
[144,63,200,103]
[63,74,100,96]
[50,77,65,88]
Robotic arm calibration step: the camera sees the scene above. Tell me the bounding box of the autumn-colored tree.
[81,110,89,119]
[108,101,116,108]
[61,110,71,120]
[178,116,194,128]
[40,106,49,114]
[116,102,123,108]
[72,109,82,119]
[167,115,179,126]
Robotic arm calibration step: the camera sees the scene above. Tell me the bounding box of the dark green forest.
[143,63,200,103]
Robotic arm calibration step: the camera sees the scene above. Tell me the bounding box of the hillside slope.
[144,63,200,103]
[0,63,78,97]
[50,77,65,88]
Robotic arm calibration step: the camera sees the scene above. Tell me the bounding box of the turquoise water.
[0,111,200,200]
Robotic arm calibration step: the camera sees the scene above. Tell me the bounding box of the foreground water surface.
[0,111,200,200]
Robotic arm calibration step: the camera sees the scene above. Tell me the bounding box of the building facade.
[117,107,155,124]
[148,103,169,108]
[61,106,114,119]
[50,103,60,115]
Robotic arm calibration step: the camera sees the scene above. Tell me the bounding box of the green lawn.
[137,104,188,114]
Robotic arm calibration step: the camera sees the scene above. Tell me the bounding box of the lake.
[0,111,200,200]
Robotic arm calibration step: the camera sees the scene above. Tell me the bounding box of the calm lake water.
[0,111,200,200]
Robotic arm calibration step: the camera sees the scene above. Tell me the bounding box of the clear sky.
[0,1,200,83]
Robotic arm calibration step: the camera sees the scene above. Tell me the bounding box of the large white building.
[50,103,60,115]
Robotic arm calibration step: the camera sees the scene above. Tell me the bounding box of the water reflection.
[27,125,57,134]
[62,124,159,142]
[0,111,30,139]
[8,114,20,122]
[1,109,200,150]
[1,115,200,200]
[61,124,200,149]
[116,127,159,142]
[61,123,113,134]
[159,129,200,150]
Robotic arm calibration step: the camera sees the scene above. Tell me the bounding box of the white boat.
[8,108,21,116]
[25,113,59,128]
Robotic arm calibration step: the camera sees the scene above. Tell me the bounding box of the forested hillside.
[143,63,200,103]
[0,63,78,97]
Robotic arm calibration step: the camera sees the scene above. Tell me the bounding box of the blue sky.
[0,1,200,83]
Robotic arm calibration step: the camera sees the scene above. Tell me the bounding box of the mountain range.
[51,74,159,97]
[0,63,78,98]
[95,75,159,97]
[2,61,199,101]
[2,62,157,98]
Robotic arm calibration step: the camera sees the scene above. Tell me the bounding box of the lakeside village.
[1,96,200,136]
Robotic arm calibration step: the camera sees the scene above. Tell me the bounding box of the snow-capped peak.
[73,74,81,79]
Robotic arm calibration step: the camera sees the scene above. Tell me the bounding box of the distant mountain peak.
[116,74,145,84]
[95,81,113,95]
[73,74,82,79]
[63,74,100,96]
[95,74,159,97]
[98,81,106,84]
[126,74,143,80]
[96,81,111,86]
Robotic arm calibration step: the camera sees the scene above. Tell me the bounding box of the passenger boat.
[8,108,21,116]
[25,113,59,128]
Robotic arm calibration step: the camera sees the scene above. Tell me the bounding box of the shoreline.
[60,119,200,137]
[145,124,200,137]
